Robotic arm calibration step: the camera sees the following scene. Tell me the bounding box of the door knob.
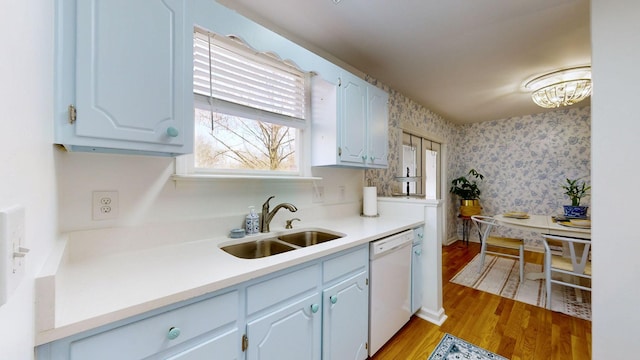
[167,327,181,340]
[166,126,179,137]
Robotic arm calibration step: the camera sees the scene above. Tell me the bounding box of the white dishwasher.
[368,229,413,356]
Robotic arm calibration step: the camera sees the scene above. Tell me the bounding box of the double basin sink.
[221,229,344,259]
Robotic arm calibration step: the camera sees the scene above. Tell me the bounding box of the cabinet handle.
[361,155,367,162]
[310,303,319,313]
[166,126,179,137]
[330,295,338,304]
[370,156,375,163]
[167,326,181,340]
[415,250,422,256]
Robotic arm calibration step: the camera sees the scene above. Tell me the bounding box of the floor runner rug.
[427,333,508,360]
[450,254,591,321]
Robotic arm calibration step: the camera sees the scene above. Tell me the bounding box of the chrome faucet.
[261,196,298,232]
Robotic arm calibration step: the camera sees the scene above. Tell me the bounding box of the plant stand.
[459,214,484,246]
[458,214,472,246]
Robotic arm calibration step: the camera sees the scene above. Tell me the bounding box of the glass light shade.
[525,67,592,108]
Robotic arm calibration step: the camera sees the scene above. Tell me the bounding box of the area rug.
[428,333,508,360]
[450,254,591,321]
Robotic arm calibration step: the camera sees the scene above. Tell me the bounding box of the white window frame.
[401,131,442,199]
[176,27,312,179]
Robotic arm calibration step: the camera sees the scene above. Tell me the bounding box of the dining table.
[494,213,591,280]
[494,214,591,240]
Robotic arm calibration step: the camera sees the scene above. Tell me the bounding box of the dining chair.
[541,234,592,309]
[471,215,525,282]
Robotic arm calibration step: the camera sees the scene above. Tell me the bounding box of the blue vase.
[563,205,588,218]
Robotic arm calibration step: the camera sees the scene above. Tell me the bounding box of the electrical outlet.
[313,186,325,203]
[0,205,28,306]
[92,191,119,220]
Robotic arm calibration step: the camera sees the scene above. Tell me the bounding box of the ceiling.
[216,0,591,124]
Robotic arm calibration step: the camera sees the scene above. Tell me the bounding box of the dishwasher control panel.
[370,230,414,257]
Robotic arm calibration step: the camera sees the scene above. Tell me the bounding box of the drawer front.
[247,264,319,315]
[323,245,368,284]
[69,290,239,360]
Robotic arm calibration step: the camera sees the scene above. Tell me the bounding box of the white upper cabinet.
[367,85,390,167]
[54,0,193,156]
[339,73,368,165]
[311,72,389,168]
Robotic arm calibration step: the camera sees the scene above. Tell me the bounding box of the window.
[192,27,308,175]
[401,132,441,199]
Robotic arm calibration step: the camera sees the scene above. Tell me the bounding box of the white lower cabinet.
[246,292,322,360]
[40,290,241,360]
[322,271,369,360]
[37,245,368,360]
[244,245,369,360]
[245,264,322,360]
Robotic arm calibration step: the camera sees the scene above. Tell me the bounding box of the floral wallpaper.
[448,106,591,249]
[364,77,456,195]
[364,75,591,250]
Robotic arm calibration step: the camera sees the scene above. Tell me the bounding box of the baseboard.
[444,237,481,246]
[416,306,448,326]
[444,236,459,246]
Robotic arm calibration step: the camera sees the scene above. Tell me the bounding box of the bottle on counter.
[246,206,259,234]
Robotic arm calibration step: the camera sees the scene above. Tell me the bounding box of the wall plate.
[0,205,27,306]
[92,191,119,220]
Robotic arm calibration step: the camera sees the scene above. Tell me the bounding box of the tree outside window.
[195,108,297,171]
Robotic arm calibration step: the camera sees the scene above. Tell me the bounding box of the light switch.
[0,205,28,306]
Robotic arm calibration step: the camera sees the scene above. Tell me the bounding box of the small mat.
[450,254,591,321]
[427,333,508,360]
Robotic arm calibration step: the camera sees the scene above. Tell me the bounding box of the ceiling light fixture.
[524,66,592,108]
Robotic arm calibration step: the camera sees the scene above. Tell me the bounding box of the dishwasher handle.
[370,236,412,259]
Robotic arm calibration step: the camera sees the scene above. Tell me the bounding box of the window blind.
[193,28,306,122]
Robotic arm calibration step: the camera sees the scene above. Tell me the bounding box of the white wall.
[0,1,57,359]
[56,152,365,233]
[591,0,640,357]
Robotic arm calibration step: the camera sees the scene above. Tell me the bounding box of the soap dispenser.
[246,206,259,234]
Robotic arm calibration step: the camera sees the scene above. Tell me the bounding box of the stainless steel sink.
[277,231,343,247]
[221,239,297,259]
[220,230,345,259]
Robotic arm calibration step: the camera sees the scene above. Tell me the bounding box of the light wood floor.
[370,241,591,360]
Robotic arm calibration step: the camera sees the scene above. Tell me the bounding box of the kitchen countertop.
[35,213,423,345]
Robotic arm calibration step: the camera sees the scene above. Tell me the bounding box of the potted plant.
[561,178,591,218]
[450,169,484,216]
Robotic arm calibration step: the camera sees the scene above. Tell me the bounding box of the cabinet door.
[164,328,239,360]
[411,243,423,314]
[322,271,369,360]
[74,0,189,152]
[246,292,322,360]
[411,226,424,314]
[367,86,389,167]
[339,73,367,165]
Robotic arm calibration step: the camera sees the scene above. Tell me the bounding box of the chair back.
[470,215,497,243]
[541,234,591,275]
